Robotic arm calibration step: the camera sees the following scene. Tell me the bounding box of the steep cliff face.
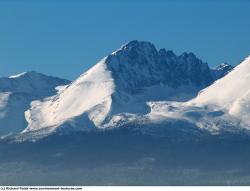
[106,40,214,92]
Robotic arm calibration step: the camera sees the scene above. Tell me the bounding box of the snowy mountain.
[145,56,250,134]
[0,71,70,137]
[211,62,234,79]
[191,56,250,127]
[0,42,248,186]
[20,41,233,139]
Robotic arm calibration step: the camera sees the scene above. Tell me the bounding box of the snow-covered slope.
[0,72,70,137]
[24,60,115,134]
[190,56,250,126]
[192,57,249,107]
[144,55,250,134]
[23,41,230,137]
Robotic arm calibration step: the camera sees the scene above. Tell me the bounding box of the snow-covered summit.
[22,41,232,138]
[0,71,70,96]
[0,40,239,140]
[0,71,70,137]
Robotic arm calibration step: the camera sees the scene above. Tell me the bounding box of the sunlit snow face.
[0,92,11,118]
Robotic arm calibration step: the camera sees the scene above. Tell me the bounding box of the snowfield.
[190,56,250,127]
[0,71,70,138]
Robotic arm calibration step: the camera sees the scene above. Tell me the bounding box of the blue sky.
[0,0,250,80]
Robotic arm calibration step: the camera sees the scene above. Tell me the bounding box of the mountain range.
[1,40,245,141]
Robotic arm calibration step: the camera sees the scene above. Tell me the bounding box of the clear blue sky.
[0,0,250,80]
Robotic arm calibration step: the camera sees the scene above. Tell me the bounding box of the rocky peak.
[211,62,234,80]
[105,41,214,92]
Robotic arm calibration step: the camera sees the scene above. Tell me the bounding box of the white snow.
[191,56,250,110]
[9,72,27,78]
[187,55,250,127]
[192,56,250,107]
[0,71,69,137]
[23,66,204,135]
[21,41,238,137]
[7,41,249,139]
[24,58,115,132]
[0,92,11,118]
[144,55,250,131]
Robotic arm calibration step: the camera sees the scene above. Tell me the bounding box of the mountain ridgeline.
[106,40,223,92]
[0,72,70,137]
[2,41,250,186]
[0,41,236,140]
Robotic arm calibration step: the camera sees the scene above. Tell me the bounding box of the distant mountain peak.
[1,71,70,96]
[9,72,28,78]
[106,40,214,91]
[8,71,53,79]
[120,40,155,50]
[111,40,158,62]
[0,71,70,137]
[211,62,234,79]
[215,62,233,70]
